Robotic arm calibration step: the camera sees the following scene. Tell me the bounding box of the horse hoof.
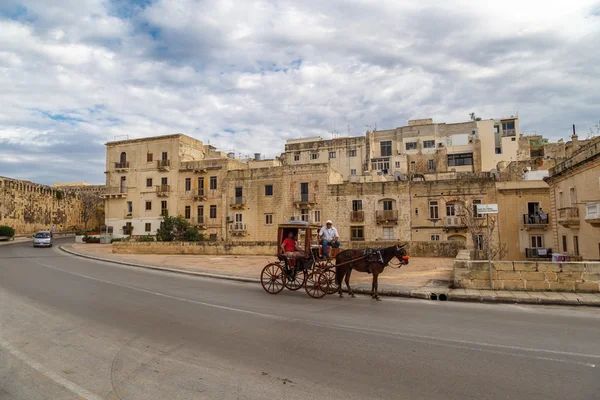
[375,296,382,301]
[350,293,356,298]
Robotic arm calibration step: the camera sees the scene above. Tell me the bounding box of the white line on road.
[0,335,104,400]
[18,250,599,369]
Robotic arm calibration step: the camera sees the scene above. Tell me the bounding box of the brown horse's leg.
[337,266,345,298]
[345,269,355,297]
[373,269,381,301]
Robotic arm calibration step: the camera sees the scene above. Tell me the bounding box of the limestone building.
[545,136,600,261]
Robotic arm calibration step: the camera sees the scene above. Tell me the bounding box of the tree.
[469,112,482,121]
[156,212,204,242]
[80,191,104,230]
[446,197,507,260]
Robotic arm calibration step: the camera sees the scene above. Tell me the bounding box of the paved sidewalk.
[60,243,600,306]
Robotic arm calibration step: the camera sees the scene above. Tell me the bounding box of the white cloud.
[0,0,599,184]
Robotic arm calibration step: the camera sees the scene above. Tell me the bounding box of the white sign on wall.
[476,204,499,214]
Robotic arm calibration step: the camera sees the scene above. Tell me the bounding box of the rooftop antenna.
[113,135,129,141]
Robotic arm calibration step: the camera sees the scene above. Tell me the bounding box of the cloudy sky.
[1,0,599,185]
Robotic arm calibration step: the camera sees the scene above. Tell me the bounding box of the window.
[161,177,168,185]
[209,233,217,241]
[197,177,204,190]
[294,152,300,161]
[145,201,152,211]
[350,169,357,175]
[558,191,564,208]
[383,200,393,211]
[265,213,273,225]
[146,178,153,188]
[185,206,191,219]
[210,176,217,190]
[126,201,132,215]
[502,121,515,131]
[161,200,168,215]
[161,151,168,161]
[329,151,336,159]
[300,182,309,202]
[145,223,151,232]
[147,153,153,162]
[511,138,516,141]
[371,159,390,171]
[210,205,217,219]
[474,234,484,251]
[265,185,273,196]
[569,187,576,206]
[494,125,499,134]
[415,208,419,216]
[446,203,455,216]
[395,161,401,168]
[447,153,473,167]
[430,235,440,241]
[120,176,126,193]
[423,140,435,148]
[530,236,543,248]
[472,199,482,218]
[380,141,392,157]
[313,210,321,223]
[310,152,319,160]
[235,213,243,223]
[427,159,435,171]
[383,227,394,240]
[185,178,191,191]
[234,187,243,202]
[120,152,127,164]
[352,200,363,211]
[300,208,309,222]
[573,236,579,256]
[410,161,416,172]
[349,149,357,157]
[405,142,418,150]
[495,147,502,154]
[562,235,568,252]
[429,200,439,219]
[198,205,204,217]
[351,226,364,241]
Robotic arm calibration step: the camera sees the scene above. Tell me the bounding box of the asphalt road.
[1,239,599,400]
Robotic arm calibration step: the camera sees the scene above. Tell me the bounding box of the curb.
[58,245,600,306]
[58,245,261,284]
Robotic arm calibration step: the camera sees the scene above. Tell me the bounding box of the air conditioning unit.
[438,143,444,147]
[226,216,232,222]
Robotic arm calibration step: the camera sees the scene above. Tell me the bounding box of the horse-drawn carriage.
[260,221,410,299]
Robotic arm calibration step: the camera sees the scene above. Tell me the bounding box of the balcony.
[525,248,552,260]
[522,214,549,230]
[293,193,318,209]
[157,159,171,171]
[376,210,398,224]
[230,222,247,235]
[193,188,208,201]
[230,196,246,209]
[103,187,127,198]
[558,207,579,227]
[445,216,466,228]
[350,210,364,222]
[502,128,516,137]
[114,161,130,171]
[585,202,600,226]
[156,184,170,197]
[124,212,133,219]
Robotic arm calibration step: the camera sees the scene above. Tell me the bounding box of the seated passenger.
[281,232,304,266]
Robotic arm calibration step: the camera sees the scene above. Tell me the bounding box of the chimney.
[254,153,261,160]
[571,124,579,152]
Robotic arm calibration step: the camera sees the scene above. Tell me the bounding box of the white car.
[33,231,53,247]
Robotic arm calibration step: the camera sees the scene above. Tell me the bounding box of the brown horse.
[335,244,408,300]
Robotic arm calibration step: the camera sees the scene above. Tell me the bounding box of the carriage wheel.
[322,269,338,295]
[284,268,307,291]
[305,271,329,299]
[261,263,285,295]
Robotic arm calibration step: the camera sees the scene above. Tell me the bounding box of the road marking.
[18,251,599,369]
[0,335,104,400]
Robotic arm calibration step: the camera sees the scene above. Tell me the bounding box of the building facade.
[546,137,600,261]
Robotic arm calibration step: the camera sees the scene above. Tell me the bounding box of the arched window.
[120,152,127,163]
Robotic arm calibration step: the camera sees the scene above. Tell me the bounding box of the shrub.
[111,238,123,243]
[83,235,101,243]
[182,227,206,242]
[137,235,155,242]
[0,226,15,238]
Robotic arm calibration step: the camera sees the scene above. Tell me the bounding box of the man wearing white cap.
[319,220,340,259]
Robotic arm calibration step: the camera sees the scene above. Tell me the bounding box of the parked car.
[33,231,53,247]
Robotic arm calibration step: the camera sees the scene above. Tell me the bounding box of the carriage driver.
[281,231,304,266]
[319,220,340,259]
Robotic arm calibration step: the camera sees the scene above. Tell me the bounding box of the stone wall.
[113,239,463,258]
[454,259,600,292]
[0,176,105,234]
